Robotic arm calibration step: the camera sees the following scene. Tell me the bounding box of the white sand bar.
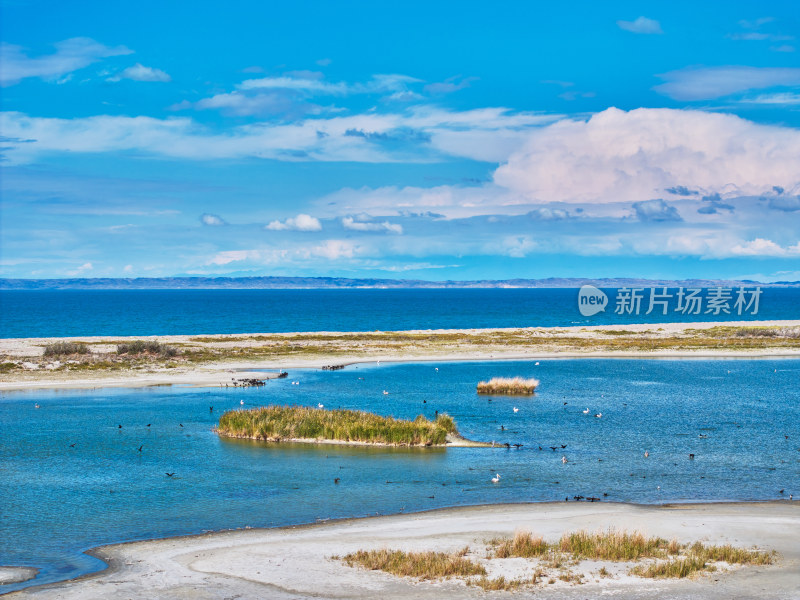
[8,502,799,599]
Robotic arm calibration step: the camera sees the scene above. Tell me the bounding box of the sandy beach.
[2,320,799,392]
[5,502,798,599]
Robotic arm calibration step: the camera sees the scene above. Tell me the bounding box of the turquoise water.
[2,288,798,338]
[1,358,798,593]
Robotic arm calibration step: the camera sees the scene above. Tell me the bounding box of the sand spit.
[0,568,38,586]
[2,320,799,392]
[6,502,798,599]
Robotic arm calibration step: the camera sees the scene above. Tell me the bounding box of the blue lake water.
[1,288,799,338]
[1,358,798,593]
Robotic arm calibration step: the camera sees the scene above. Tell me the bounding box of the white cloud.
[0,106,558,165]
[200,213,226,226]
[309,239,358,260]
[616,17,663,34]
[0,38,132,86]
[654,66,800,100]
[741,92,800,105]
[208,250,262,265]
[107,63,171,82]
[237,73,420,96]
[123,264,133,272]
[66,261,93,275]
[341,216,403,234]
[493,107,800,204]
[266,214,322,231]
[730,238,800,256]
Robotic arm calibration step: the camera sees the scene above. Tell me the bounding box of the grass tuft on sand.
[477,376,539,395]
[217,405,461,446]
[43,342,89,357]
[341,549,485,580]
[116,340,178,357]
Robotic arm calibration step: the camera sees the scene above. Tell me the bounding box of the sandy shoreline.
[2,320,799,392]
[5,501,798,599]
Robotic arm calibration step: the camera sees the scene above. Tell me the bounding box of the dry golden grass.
[341,548,485,580]
[477,376,539,395]
[558,529,670,561]
[493,531,549,558]
[468,575,530,591]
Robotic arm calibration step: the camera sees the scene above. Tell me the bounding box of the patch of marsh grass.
[468,575,531,591]
[217,405,460,446]
[477,376,539,395]
[341,548,485,580]
[116,340,178,357]
[493,531,549,558]
[558,529,669,561]
[43,342,89,356]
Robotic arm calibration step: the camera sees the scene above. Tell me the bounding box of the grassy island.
[216,405,483,446]
[477,376,539,395]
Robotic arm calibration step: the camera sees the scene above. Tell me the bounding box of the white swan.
[513,407,519,413]
[644,450,649,458]
[561,456,568,464]
[491,473,501,483]
[318,403,324,409]
[240,400,244,405]
[383,390,389,395]
[583,408,590,414]
[594,412,602,418]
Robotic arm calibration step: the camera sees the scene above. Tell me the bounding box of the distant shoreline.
[1,320,799,392]
[2,275,799,290]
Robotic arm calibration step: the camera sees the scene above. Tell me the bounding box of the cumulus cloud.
[493,107,800,204]
[0,37,132,86]
[616,17,662,34]
[200,213,226,226]
[341,216,403,234]
[266,214,322,231]
[632,199,682,222]
[730,238,800,256]
[107,63,171,82]
[654,66,800,101]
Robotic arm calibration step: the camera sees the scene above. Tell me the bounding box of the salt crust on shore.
[5,502,798,599]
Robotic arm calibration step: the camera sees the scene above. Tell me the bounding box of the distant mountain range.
[1,276,798,290]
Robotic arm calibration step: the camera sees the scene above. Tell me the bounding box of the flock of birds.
[33,363,796,501]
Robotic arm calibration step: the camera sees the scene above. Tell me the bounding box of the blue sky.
[1,0,799,281]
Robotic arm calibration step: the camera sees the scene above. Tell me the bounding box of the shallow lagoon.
[1,358,798,592]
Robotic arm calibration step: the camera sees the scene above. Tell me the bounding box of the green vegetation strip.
[217,405,459,446]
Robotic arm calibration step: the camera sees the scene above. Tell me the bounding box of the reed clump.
[341,548,485,580]
[217,405,460,446]
[116,340,178,357]
[558,529,669,561]
[477,376,539,395]
[493,531,549,558]
[43,342,89,357]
